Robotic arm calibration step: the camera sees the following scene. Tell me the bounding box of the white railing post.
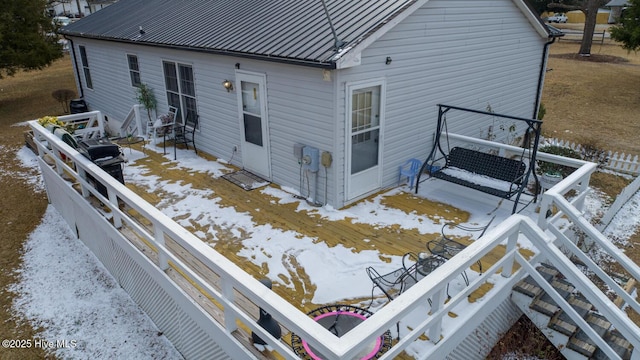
[77,167,91,198]
[134,105,144,138]
[574,174,591,213]
[501,231,519,278]
[221,279,238,333]
[428,288,444,344]
[97,112,106,137]
[55,153,65,176]
[537,194,553,229]
[107,187,122,229]
[153,223,169,271]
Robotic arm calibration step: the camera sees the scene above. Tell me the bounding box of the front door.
[236,72,271,179]
[347,83,383,200]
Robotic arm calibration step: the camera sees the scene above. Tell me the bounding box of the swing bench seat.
[431,147,527,199]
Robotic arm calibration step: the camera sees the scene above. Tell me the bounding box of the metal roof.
[61,0,417,68]
[605,0,629,7]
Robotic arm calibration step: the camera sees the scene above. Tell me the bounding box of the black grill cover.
[78,138,121,160]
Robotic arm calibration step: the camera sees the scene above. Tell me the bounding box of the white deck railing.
[30,120,640,359]
[119,104,145,137]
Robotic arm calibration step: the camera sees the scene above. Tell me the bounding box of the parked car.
[53,16,71,27]
[546,13,567,23]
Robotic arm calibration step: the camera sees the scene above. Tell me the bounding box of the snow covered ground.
[7,143,640,359]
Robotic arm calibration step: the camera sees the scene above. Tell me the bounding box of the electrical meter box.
[302,146,320,172]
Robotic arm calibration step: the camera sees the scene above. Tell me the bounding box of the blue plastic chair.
[398,158,422,189]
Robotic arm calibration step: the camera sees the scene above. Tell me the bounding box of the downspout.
[533,34,561,119]
[65,36,85,99]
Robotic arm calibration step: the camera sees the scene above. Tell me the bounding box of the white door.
[236,72,271,179]
[347,83,383,200]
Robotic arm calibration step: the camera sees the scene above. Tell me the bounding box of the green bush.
[537,144,581,177]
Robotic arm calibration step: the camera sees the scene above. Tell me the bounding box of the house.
[47,0,117,17]
[606,0,630,23]
[60,0,553,209]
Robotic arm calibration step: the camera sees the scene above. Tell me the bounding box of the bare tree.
[548,0,610,56]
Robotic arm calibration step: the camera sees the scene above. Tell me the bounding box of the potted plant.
[536,144,581,191]
[539,169,563,190]
[135,83,157,124]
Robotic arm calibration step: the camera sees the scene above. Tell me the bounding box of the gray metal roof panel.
[61,0,417,66]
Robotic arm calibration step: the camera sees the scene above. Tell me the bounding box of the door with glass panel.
[236,72,271,179]
[347,84,382,200]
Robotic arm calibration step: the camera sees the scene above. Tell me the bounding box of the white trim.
[345,78,386,201]
[512,0,551,37]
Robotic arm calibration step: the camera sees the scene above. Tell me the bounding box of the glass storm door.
[236,72,271,179]
[347,84,382,200]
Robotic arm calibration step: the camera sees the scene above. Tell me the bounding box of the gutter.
[65,36,85,99]
[60,33,338,70]
[533,30,564,119]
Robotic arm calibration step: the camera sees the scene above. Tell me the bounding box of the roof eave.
[62,33,338,69]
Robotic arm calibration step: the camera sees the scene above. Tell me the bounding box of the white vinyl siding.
[69,39,337,204]
[335,0,545,206]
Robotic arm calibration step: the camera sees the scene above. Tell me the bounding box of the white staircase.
[512,263,634,359]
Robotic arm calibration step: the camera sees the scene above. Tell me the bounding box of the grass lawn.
[541,39,640,155]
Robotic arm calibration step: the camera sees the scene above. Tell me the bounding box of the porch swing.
[415,104,543,214]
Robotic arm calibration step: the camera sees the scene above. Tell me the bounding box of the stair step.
[537,263,560,282]
[568,293,593,318]
[513,276,542,298]
[608,329,632,351]
[568,330,598,357]
[549,311,577,336]
[590,331,632,360]
[586,312,611,338]
[531,292,559,316]
[592,341,632,360]
[550,278,574,299]
[567,312,615,358]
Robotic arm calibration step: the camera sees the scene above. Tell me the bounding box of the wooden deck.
[68,142,535,359]
[122,145,521,306]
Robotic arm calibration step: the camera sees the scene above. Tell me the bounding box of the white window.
[162,61,198,127]
[79,46,93,89]
[127,54,141,87]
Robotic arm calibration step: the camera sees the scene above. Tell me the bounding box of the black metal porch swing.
[415,104,543,214]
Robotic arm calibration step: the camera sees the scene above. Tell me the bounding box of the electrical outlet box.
[293,143,304,160]
[302,146,319,172]
[321,151,332,167]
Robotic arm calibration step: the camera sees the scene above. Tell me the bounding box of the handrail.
[119,104,144,137]
[446,133,589,168]
[29,118,639,359]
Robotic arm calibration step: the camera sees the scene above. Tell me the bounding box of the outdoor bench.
[430,147,526,199]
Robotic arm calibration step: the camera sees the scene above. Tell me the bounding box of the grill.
[78,138,125,196]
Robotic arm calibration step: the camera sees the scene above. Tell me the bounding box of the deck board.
[124,147,476,311]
